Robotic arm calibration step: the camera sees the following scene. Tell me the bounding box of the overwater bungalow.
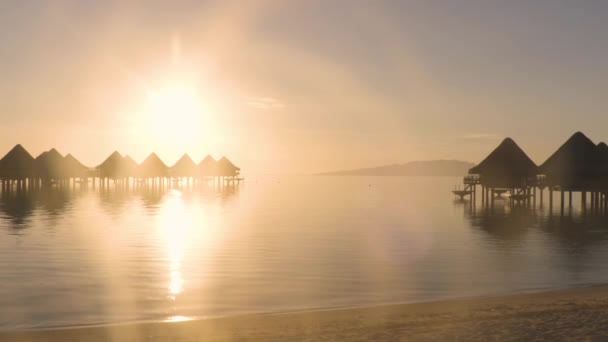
[97,151,126,179]
[468,138,538,189]
[64,153,90,179]
[0,144,243,192]
[35,148,67,181]
[199,155,217,177]
[0,144,36,180]
[595,142,608,189]
[598,142,608,154]
[538,132,602,191]
[217,156,241,177]
[123,155,140,178]
[171,153,198,178]
[140,153,168,178]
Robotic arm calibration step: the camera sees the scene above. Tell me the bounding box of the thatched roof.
[539,132,602,189]
[64,153,90,178]
[140,153,168,177]
[97,151,125,178]
[0,144,36,179]
[35,148,67,179]
[598,142,608,161]
[199,155,217,176]
[123,155,140,177]
[216,156,240,176]
[171,153,198,177]
[468,138,537,187]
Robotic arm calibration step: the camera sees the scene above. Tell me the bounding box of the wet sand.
[3,286,608,341]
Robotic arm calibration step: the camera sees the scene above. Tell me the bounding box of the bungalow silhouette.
[217,156,241,177]
[468,138,538,189]
[462,131,607,212]
[199,155,217,177]
[97,151,126,179]
[140,153,168,179]
[0,145,243,191]
[35,148,68,181]
[538,132,602,191]
[0,144,36,181]
[64,153,90,179]
[123,155,140,179]
[171,153,198,178]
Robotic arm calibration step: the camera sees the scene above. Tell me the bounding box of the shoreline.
[4,285,608,341]
[1,284,584,332]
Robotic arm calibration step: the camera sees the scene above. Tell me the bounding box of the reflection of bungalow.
[123,155,140,178]
[97,151,126,179]
[64,153,90,179]
[217,156,241,177]
[468,138,538,188]
[140,153,168,178]
[171,154,198,177]
[0,144,36,180]
[199,155,217,177]
[35,148,67,180]
[538,132,602,191]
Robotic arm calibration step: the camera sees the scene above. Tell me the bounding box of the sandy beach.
[3,285,608,341]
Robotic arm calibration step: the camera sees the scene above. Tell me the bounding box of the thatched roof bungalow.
[123,155,140,178]
[64,153,90,178]
[468,138,538,188]
[597,142,608,161]
[140,153,168,178]
[35,148,67,179]
[199,155,217,177]
[0,144,36,180]
[216,156,241,177]
[538,132,602,190]
[171,153,197,177]
[97,151,126,179]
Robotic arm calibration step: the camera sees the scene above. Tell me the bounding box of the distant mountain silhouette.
[318,160,474,176]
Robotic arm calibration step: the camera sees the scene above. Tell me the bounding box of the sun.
[144,81,205,146]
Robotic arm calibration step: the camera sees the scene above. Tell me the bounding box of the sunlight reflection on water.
[3,177,608,329]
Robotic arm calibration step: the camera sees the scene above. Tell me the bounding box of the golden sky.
[2,1,608,174]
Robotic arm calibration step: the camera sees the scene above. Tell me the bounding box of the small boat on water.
[452,190,472,200]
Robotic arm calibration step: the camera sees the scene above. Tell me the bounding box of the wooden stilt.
[560,190,564,215]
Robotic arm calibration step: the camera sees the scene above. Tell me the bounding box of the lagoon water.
[3,176,608,330]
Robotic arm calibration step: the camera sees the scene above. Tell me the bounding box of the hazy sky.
[2,1,608,174]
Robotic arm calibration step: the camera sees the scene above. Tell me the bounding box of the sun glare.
[144,81,206,147]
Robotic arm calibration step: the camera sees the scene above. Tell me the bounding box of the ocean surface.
[2,176,608,330]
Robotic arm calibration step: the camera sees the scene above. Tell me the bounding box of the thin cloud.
[246,96,285,110]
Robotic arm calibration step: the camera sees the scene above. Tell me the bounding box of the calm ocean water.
[2,176,608,330]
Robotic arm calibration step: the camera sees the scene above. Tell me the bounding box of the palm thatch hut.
[595,142,608,189]
[64,153,90,179]
[597,142,608,161]
[199,155,217,177]
[140,153,168,178]
[539,132,602,190]
[0,144,36,180]
[171,153,198,177]
[123,155,140,178]
[97,151,126,179]
[216,156,241,177]
[468,138,538,188]
[35,148,67,180]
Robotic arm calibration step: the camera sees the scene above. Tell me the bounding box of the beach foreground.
[4,286,608,341]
